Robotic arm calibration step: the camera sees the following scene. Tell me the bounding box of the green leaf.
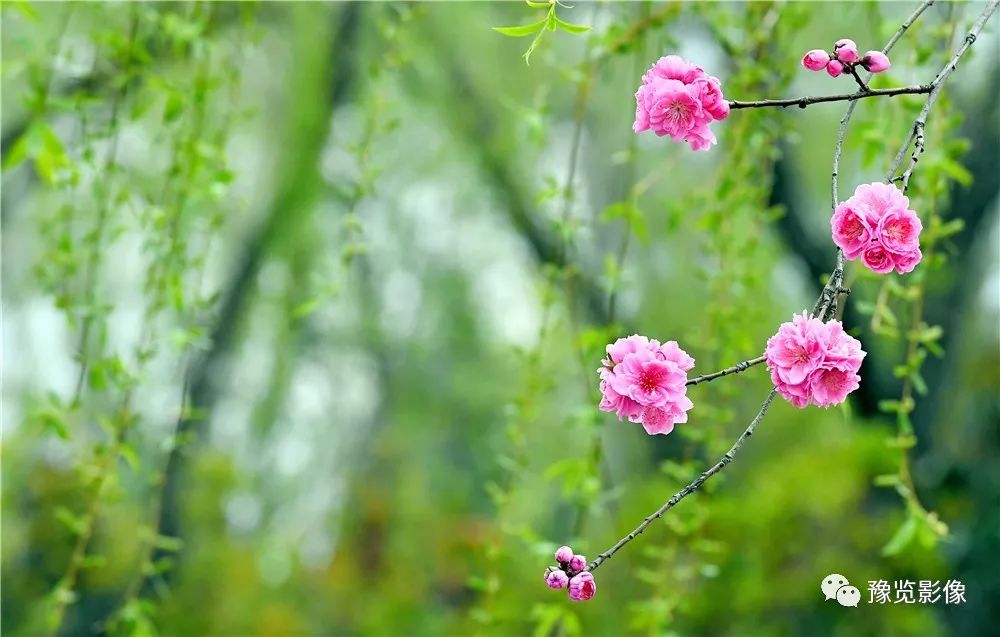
[10,0,40,21]
[35,406,70,439]
[873,473,900,487]
[881,513,918,556]
[119,443,140,471]
[525,0,550,6]
[939,158,972,186]
[153,534,184,552]
[917,325,943,343]
[79,555,108,570]
[164,91,185,122]
[492,19,546,37]
[467,575,490,592]
[878,399,902,413]
[55,507,86,536]
[555,17,590,34]
[292,297,322,319]
[531,604,562,637]
[2,129,33,171]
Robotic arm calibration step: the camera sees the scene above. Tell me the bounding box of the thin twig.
[70,14,139,406]
[884,0,937,52]
[588,390,777,573]
[847,65,871,93]
[891,0,999,190]
[896,121,926,192]
[728,84,932,111]
[686,355,765,387]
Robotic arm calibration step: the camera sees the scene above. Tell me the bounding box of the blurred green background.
[2,1,998,636]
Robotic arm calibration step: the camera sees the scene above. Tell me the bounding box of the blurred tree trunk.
[150,0,358,587]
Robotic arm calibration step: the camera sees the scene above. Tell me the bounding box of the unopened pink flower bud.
[861,51,891,73]
[554,546,574,564]
[833,39,859,63]
[826,59,844,78]
[544,566,569,590]
[801,49,831,71]
[569,554,587,572]
[568,572,596,601]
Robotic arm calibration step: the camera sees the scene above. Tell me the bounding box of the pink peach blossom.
[569,555,587,572]
[877,208,922,254]
[810,366,862,407]
[684,124,718,151]
[802,49,831,71]
[851,182,911,225]
[554,546,574,564]
[693,77,730,120]
[770,366,811,408]
[545,567,569,590]
[655,340,696,372]
[766,314,865,408]
[611,355,687,407]
[831,203,873,259]
[604,334,653,366]
[826,59,845,77]
[642,55,706,85]
[833,39,860,63]
[598,335,695,435]
[598,367,644,422]
[640,406,675,436]
[641,79,708,139]
[633,98,650,134]
[634,55,728,151]
[834,182,923,274]
[568,572,596,601]
[863,244,895,274]
[820,321,865,366]
[892,247,922,274]
[640,399,693,436]
[861,50,891,73]
[764,313,826,386]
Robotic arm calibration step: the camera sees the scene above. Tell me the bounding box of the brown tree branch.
[729,84,932,111]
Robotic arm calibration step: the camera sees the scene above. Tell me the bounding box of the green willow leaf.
[881,513,919,556]
[555,17,590,34]
[492,19,546,37]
